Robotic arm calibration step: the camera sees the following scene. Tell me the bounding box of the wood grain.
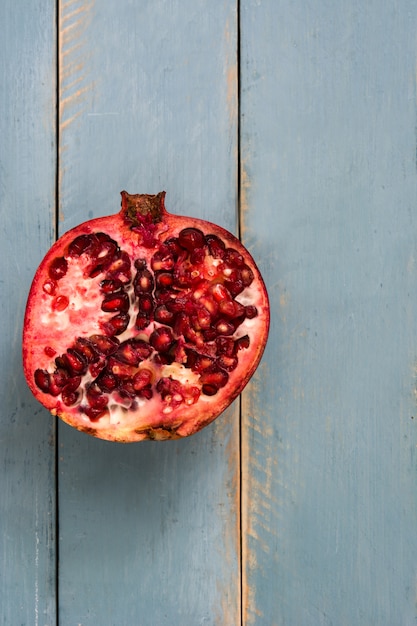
[3,1,417,623]
[57,1,240,624]
[0,1,57,624]
[241,1,417,624]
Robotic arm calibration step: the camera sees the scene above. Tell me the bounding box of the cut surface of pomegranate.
[23,192,269,442]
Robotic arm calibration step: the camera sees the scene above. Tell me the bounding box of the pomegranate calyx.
[121,190,166,225]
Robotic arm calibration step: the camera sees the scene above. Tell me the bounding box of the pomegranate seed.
[215,320,235,336]
[154,289,173,306]
[173,268,193,288]
[82,406,108,420]
[164,237,183,259]
[115,344,138,366]
[156,377,183,400]
[95,232,112,243]
[89,335,120,356]
[217,355,238,371]
[203,328,217,342]
[135,314,149,330]
[173,341,188,364]
[218,300,237,318]
[101,313,130,336]
[134,268,154,294]
[155,272,174,288]
[165,296,189,313]
[115,340,142,366]
[62,349,88,375]
[154,305,175,325]
[200,367,229,388]
[100,278,123,294]
[119,379,136,397]
[116,338,152,365]
[183,386,201,405]
[245,305,258,319]
[133,368,153,391]
[205,234,225,258]
[132,339,153,360]
[52,368,69,388]
[97,240,118,262]
[224,248,245,267]
[42,280,57,295]
[234,335,250,353]
[49,256,68,280]
[34,369,51,392]
[62,376,82,392]
[174,312,189,334]
[52,295,69,311]
[61,378,81,405]
[211,283,232,303]
[61,389,79,406]
[192,280,209,300]
[225,278,244,297]
[96,370,118,392]
[86,383,108,408]
[54,355,66,369]
[149,327,174,353]
[202,384,218,396]
[68,234,93,257]
[138,294,154,314]
[73,338,99,363]
[151,247,174,271]
[241,265,254,287]
[233,301,246,318]
[199,295,218,315]
[190,248,206,265]
[106,251,132,282]
[215,336,235,356]
[44,346,57,357]
[177,228,205,251]
[192,307,211,330]
[101,292,130,313]
[89,359,106,378]
[186,351,214,373]
[138,386,153,400]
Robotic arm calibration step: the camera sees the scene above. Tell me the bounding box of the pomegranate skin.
[23,192,270,442]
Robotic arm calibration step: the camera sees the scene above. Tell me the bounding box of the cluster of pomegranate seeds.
[34,225,258,422]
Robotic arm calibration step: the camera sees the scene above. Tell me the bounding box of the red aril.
[23,192,269,442]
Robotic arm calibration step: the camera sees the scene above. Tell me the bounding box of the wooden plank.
[241,1,417,624]
[0,1,57,624]
[57,1,239,624]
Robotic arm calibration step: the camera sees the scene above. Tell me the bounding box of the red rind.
[23,192,270,442]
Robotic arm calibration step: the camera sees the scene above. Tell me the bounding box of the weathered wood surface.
[57,1,240,625]
[2,1,417,624]
[241,1,417,624]
[0,1,57,624]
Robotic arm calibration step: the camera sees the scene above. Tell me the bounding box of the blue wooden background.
[2,1,417,624]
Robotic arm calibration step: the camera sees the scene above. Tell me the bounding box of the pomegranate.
[23,192,269,442]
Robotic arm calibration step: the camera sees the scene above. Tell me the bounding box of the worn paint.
[57,1,240,625]
[59,0,95,132]
[241,1,417,624]
[0,1,57,623]
[4,1,417,624]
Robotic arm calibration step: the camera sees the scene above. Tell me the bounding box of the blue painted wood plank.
[57,1,239,624]
[0,1,57,624]
[241,1,417,624]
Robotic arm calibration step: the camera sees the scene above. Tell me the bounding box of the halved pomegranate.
[23,192,269,442]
